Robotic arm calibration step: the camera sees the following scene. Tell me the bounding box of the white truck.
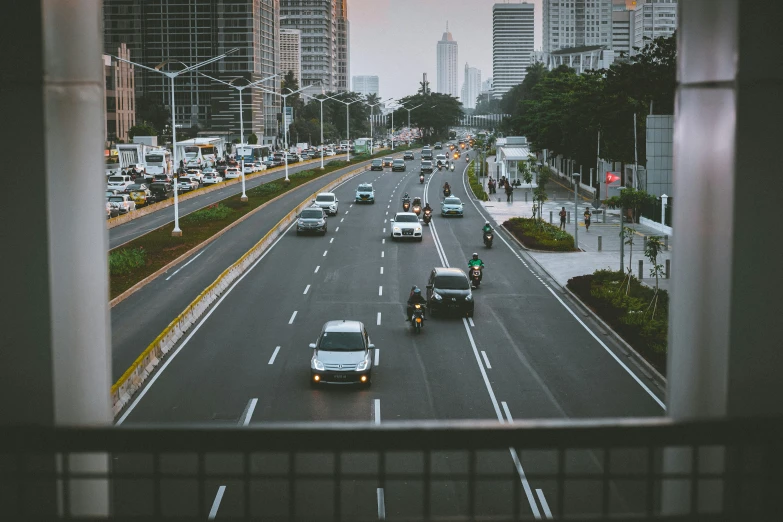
[105,142,169,180]
[176,137,226,169]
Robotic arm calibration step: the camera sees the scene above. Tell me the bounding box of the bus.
[177,138,226,169]
[144,149,171,177]
[353,138,373,154]
[234,144,271,163]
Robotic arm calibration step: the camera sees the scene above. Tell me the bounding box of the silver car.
[310,320,375,387]
[441,196,464,217]
[390,212,423,241]
[313,192,339,216]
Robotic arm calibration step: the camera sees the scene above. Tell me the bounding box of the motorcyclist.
[406,286,427,321]
[467,253,485,282]
[482,221,493,234]
[443,182,451,196]
[423,202,432,214]
[402,192,411,203]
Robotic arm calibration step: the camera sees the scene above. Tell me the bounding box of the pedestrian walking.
[505,182,514,202]
[584,207,592,232]
[559,207,567,230]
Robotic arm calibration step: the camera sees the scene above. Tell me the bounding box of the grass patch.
[467,162,489,201]
[108,158,374,299]
[503,217,577,252]
[567,269,668,374]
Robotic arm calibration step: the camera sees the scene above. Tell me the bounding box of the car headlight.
[356,355,371,371]
[465,293,473,301]
[415,227,422,232]
[319,219,325,225]
[311,356,324,371]
[433,292,443,301]
[393,227,401,232]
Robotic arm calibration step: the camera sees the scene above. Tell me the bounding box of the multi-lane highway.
[113,150,665,519]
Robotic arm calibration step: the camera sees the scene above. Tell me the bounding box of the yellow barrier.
[110,163,370,416]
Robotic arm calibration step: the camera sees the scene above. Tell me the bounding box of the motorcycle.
[437,164,443,171]
[419,174,425,184]
[423,209,432,225]
[443,188,451,197]
[402,200,411,212]
[412,204,421,215]
[450,164,455,172]
[411,304,425,334]
[483,231,494,248]
[470,265,483,289]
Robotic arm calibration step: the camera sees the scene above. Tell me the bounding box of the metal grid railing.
[3,417,781,521]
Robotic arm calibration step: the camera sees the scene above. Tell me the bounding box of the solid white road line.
[502,401,514,423]
[208,485,226,520]
[268,346,281,365]
[377,312,382,326]
[165,248,207,281]
[457,161,666,411]
[116,221,297,425]
[377,487,386,520]
[536,489,553,519]
[314,265,320,273]
[468,317,475,327]
[288,311,297,324]
[481,351,492,369]
[374,399,381,425]
[240,398,258,426]
[303,285,310,295]
[323,250,328,257]
[378,286,383,296]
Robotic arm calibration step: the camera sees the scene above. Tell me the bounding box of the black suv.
[370,158,383,171]
[403,151,415,160]
[147,181,173,203]
[426,267,474,317]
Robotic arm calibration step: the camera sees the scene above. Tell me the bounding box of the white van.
[106,175,133,192]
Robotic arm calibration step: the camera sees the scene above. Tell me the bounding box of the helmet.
[485,221,490,226]
[472,253,479,260]
[413,287,422,296]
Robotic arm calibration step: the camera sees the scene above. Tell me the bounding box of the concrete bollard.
[664,234,669,251]
[665,259,670,279]
[638,260,643,280]
[567,211,571,224]
[550,210,553,224]
[598,235,602,251]
[525,192,528,202]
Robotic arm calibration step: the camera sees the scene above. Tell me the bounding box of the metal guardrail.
[4,417,781,521]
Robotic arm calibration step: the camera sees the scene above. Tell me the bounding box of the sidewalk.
[480,182,673,293]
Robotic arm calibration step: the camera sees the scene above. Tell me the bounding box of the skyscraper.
[543,0,613,53]
[352,76,379,97]
[280,0,342,94]
[460,64,481,109]
[492,3,534,99]
[336,0,350,91]
[436,26,459,98]
[631,0,677,53]
[280,29,302,83]
[103,0,278,141]
[261,0,281,145]
[612,7,633,56]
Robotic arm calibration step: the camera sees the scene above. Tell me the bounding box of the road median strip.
[110,161,379,417]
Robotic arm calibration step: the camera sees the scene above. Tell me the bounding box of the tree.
[135,96,169,133]
[247,133,258,144]
[604,187,656,223]
[394,93,463,143]
[281,70,302,108]
[127,121,157,140]
[644,236,666,319]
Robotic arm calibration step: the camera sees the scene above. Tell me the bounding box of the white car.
[202,172,224,185]
[106,175,133,192]
[243,163,255,174]
[253,161,266,171]
[225,167,241,179]
[313,192,339,216]
[390,212,423,241]
[323,149,336,156]
[177,177,199,192]
[107,194,136,214]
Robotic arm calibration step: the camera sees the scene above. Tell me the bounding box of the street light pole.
[253,83,310,181]
[574,171,580,249]
[200,73,277,201]
[303,92,337,169]
[110,48,239,236]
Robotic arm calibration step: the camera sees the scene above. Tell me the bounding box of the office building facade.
[280,29,302,82]
[612,8,632,55]
[103,43,136,144]
[543,0,613,53]
[436,27,459,98]
[352,75,379,97]
[336,0,350,91]
[103,0,278,142]
[492,2,534,99]
[260,0,281,145]
[460,64,481,109]
[280,0,340,94]
[632,0,677,53]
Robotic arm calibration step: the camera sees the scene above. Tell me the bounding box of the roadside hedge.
[503,217,576,251]
[567,269,668,375]
[467,162,489,201]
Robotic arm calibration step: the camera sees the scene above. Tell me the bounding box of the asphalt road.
[113,148,665,520]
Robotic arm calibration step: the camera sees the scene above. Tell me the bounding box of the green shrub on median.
[466,162,489,201]
[503,217,577,252]
[183,203,233,224]
[109,247,146,276]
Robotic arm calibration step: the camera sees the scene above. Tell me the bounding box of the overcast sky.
[349,0,543,102]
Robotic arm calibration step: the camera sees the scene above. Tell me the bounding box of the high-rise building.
[280,0,341,94]
[280,29,302,83]
[103,0,278,142]
[103,43,136,145]
[631,0,677,53]
[612,8,632,55]
[261,0,281,146]
[336,0,350,91]
[492,3,534,99]
[352,75,379,97]
[436,26,459,98]
[460,64,481,109]
[543,0,613,53]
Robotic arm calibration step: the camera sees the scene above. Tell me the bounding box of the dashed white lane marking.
[341,218,344,222]
[468,317,475,327]
[288,311,297,324]
[380,267,384,274]
[208,485,226,520]
[481,351,492,369]
[303,285,310,295]
[384,219,387,223]
[268,346,281,365]
[387,204,390,209]
[335,227,339,232]
[345,210,349,215]
[383,228,386,233]
[382,238,385,244]
[314,265,320,273]
[377,312,382,326]
[377,488,386,520]
[374,399,381,425]
[381,251,385,258]
[330,237,334,243]
[386,211,388,215]
[378,286,383,296]
[323,250,328,257]
[350,204,353,208]
[241,398,258,426]
[537,490,553,519]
